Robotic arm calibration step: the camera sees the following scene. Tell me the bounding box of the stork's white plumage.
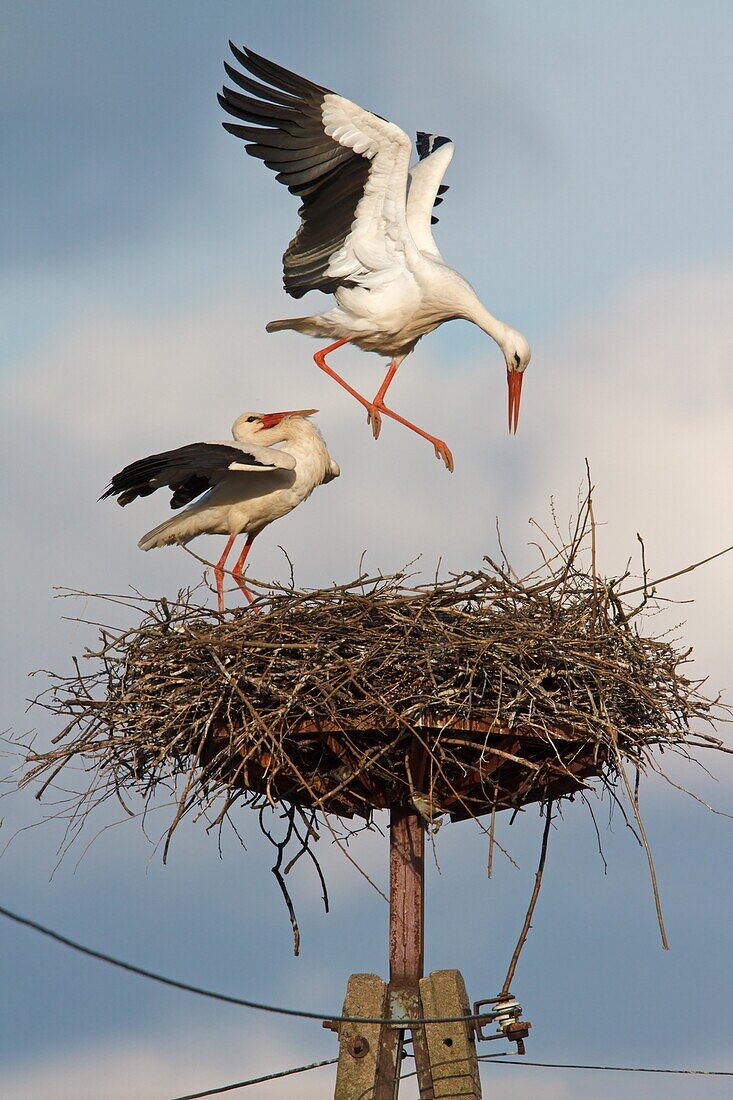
[102,411,339,611]
[219,45,532,472]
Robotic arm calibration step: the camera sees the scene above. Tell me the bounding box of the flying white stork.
[102,410,340,612]
[219,44,532,473]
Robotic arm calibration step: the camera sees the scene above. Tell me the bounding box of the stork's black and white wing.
[102,441,296,510]
[219,44,413,298]
[406,133,454,260]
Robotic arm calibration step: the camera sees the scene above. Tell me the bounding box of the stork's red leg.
[214,534,237,614]
[313,339,377,420]
[370,360,454,473]
[232,533,257,607]
[368,360,400,440]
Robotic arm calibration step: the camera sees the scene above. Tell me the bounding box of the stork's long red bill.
[260,409,318,428]
[507,370,523,435]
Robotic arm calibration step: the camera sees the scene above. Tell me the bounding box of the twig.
[501,801,554,996]
[611,737,669,950]
[617,543,733,597]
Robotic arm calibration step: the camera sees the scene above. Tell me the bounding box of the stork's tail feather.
[138,515,189,551]
[266,316,322,336]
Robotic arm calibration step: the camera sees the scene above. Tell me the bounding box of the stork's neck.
[462,296,510,350]
[281,420,334,494]
[280,420,331,474]
[425,268,511,348]
[281,419,323,454]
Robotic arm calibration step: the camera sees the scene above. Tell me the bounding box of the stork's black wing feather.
[415,132,452,161]
[219,44,371,299]
[415,132,451,225]
[101,443,272,510]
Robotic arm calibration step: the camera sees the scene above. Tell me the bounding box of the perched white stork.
[102,410,340,612]
[219,44,532,472]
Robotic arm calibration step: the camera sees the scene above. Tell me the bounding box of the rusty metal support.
[389,805,425,987]
[372,806,428,1098]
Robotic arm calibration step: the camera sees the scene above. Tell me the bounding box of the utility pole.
[331,805,483,1099]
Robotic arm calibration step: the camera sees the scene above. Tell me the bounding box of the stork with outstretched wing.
[102,410,339,612]
[219,45,532,472]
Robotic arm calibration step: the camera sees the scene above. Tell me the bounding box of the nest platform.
[200,716,605,821]
[27,553,722,833]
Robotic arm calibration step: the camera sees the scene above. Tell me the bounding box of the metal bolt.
[346,1035,370,1059]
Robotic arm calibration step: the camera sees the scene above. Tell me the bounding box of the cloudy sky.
[2,2,732,1097]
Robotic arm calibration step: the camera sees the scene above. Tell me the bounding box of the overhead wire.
[0,902,501,1026]
[179,1052,512,1100]
[169,1057,338,1100]
[3,904,732,1084]
[483,1058,733,1077]
[178,1051,733,1100]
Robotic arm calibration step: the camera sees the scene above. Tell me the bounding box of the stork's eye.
[513,352,521,367]
[246,416,259,423]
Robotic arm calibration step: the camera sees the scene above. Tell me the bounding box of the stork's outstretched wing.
[219,44,413,298]
[102,441,295,510]
[406,133,454,259]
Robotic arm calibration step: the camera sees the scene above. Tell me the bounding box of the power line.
[3,903,732,1083]
[183,1050,733,1100]
[169,1057,338,1099]
[0,902,496,1027]
[482,1058,733,1077]
[174,1047,508,1100]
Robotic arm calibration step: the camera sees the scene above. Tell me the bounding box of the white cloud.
[4,1028,730,1100]
[0,1024,335,1100]
[527,265,733,699]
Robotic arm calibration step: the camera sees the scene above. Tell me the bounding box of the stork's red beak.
[260,408,318,429]
[507,370,523,435]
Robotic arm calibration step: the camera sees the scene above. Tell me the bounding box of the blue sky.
[2,3,732,1097]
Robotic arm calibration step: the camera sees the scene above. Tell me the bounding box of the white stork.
[219,44,532,473]
[102,410,339,612]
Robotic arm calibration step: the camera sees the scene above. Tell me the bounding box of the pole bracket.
[472,993,532,1055]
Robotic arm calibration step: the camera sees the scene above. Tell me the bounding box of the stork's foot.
[366,405,382,440]
[432,438,455,473]
[370,401,455,473]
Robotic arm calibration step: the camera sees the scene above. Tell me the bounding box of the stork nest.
[18,497,730,951]
[26,528,726,819]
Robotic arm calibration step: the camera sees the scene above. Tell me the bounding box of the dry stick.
[161,719,214,863]
[409,726,493,834]
[647,760,733,819]
[611,739,669,950]
[287,811,330,914]
[586,462,599,630]
[180,544,266,606]
[310,735,407,810]
[223,681,391,902]
[264,751,390,900]
[197,653,386,910]
[259,805,301,956]
[501,800,554,997]
[441,739,543,774]
[616,542,733,598]
[687,740,733,756]
[487,801,497,878]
